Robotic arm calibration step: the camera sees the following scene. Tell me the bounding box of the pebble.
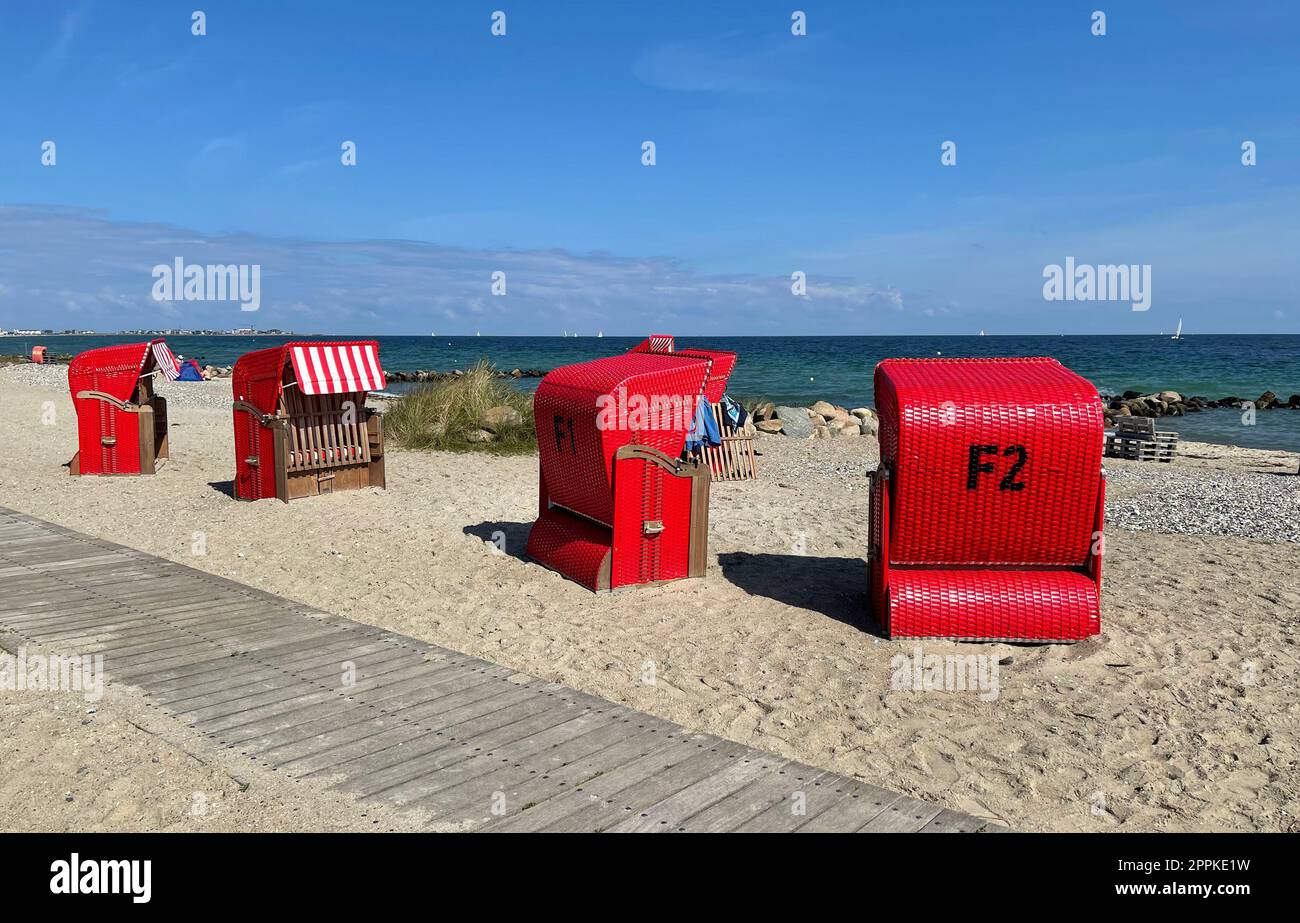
[1106,465,1300,544]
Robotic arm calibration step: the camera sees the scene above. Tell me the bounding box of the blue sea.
[7,334,1300,452]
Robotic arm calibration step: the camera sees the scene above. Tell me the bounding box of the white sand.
[1,366,1297,832]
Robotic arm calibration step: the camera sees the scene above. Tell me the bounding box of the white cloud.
[0,205,903,334]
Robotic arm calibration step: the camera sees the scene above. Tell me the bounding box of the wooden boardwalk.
[0,506,997,833]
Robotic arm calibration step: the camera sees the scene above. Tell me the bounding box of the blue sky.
[1,0,1297,334]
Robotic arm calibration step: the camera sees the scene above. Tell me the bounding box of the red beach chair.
[526,335,736,591]
[869,357,1105,641]
[231,341,387,502]
[68,339,180,476]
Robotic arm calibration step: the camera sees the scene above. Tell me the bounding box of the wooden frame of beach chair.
[869,357,1105,642]
[702,401,758,481]
[68,339,178,476]
[525,335,737,591]
[231,341,387,503]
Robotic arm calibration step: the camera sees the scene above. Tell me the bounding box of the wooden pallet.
[1105,431,1178,462]
[703,402,758,482]
[0,506,994,833]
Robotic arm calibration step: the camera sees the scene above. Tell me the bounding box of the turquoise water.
[8,334,1300,452]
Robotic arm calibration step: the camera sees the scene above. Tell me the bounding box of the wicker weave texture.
[68,341,153,404]
[876,357,1103,566]
[870,356,1105,642]
[629,336,738,404]
[68,340,157,475]
[526,507,611,591]
[528,339,735,590]
[675,349,736,404]
[611,455,693,586]
[534,354,709,527]
[885,569,1101,641]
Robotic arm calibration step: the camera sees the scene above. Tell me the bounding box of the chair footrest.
[885,568,1100,641]
[526,508,612,592]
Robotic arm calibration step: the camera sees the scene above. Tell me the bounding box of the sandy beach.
[1,364,1297,833]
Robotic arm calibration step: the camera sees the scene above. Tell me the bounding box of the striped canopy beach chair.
[526,335,736,591]
[68,339,179,476]
[869,357,1106,641]
[231,341,387,502]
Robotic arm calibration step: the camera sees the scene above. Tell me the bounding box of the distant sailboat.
[597,330,603,338]
[1171,318,1184,341]
[979,330,986,336]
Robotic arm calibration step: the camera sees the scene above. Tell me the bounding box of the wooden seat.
[282,390,372,473]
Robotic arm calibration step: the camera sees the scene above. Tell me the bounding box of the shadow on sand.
[717,551,880,634]
[463,521,533,562]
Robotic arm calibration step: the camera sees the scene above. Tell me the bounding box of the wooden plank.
[417,712,669,825]
[514,737,749,833]
[919,809,990,833]
[665,769,833,833]
[478,733,707,832]
[158,644,436,710]
[341,693,598,798]
[793,784,906,832]
[177,658,462,724]
[114,631,380,687]
[109,629,357,685]
[857,794,945,833]
[226,667,519,755]
[269,685,548,776]
[603,751,786,832]
[386,707,624,812]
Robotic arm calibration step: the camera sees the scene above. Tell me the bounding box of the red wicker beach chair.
[68,339,180,476]
[869,357,1105,641]
[526,335,736,591]
[231,341,387,502]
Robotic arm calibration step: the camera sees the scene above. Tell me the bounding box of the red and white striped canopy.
[150,341,181,381]
[289,343,386,396]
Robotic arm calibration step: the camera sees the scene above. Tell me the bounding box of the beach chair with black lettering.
[869,357,1105,641]
[68,339,180,476]
[526,335,736,590]
[231,341,387,502]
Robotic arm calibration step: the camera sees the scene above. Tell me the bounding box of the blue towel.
[720,394,747,429]
[685,398,722,452]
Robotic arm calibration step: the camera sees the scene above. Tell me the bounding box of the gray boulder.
[775,405,814,438]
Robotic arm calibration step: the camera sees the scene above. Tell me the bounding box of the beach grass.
[384,360,536,454]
